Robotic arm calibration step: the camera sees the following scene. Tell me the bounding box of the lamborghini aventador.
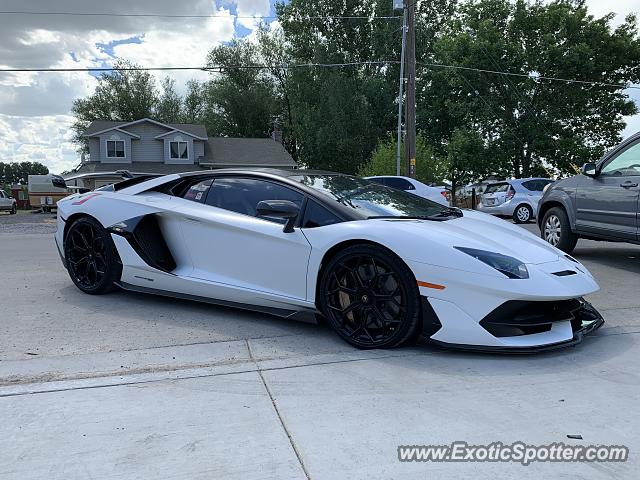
[55,169,604,351]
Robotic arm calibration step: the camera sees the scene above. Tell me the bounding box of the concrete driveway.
[1,226,639,479]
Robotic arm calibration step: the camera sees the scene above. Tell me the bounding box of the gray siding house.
[66,118,296,188]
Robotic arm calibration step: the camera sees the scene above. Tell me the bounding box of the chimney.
[271,128,283,144]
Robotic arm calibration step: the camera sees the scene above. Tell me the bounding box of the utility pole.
[395,6,407,176]
[404,0,416,178]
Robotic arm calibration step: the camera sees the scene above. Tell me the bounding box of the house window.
[106,140,125,158]
[170,141,188,159]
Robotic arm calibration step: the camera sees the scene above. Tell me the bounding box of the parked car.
[477,178,554,223]
[0,190,17,214]
[538,132,640,253]
[365,176,449,206]
[56,169,603,351]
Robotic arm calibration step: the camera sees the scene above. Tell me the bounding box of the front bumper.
[421,296,604,353]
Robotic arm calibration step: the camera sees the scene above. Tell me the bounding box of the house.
[64,118,296,189]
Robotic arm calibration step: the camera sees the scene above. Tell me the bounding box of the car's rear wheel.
[64,216,121,294]
[10,204,16,215]
[541,207,578,253]
[513,204,532,224]
[318,245,421,349]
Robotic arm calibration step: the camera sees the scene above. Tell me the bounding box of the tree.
[182,80,206,124]
[420,0,640,177]
[71,59,159,152]
[358,135,449,185]
[203,40,279,137]
[0,161,49,185]
[156,77,183,123]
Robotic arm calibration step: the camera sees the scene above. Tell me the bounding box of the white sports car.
[55,169,604,351]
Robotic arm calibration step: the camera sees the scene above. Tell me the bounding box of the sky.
[0,0,638,175]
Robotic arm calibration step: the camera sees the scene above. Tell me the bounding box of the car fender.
[537,187,577,232]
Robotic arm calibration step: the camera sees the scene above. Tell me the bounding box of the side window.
[302,200,342,228]
[182,179,212,203]
[385,177,414,190]
[521,180,535,191]
[206,177,304,223]
[601,141,640,177]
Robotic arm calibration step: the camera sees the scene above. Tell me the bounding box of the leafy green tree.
[182,80,207,124]
[204,40,279,137]
[71,60,159,152]
[0,161,49,185]
[156,77,183,123]
[420,0,640,177]
[358,135,449,185]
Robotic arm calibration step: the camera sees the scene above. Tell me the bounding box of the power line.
[418,61,640,90]
[0,61,637,91]
[0,62,401,73]
[0,10,401,20]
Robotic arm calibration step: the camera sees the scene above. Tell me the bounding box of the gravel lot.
[1,220,639,479]
[0,210,57,234]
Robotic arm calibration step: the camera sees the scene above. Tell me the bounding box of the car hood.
[375,210,561,265]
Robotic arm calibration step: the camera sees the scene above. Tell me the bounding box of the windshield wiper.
[431,207,463,218]
[368,208,463,222]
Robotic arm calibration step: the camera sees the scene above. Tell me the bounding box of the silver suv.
[538,132,640,253]
[0,190,17,214]
[477,178,554,223]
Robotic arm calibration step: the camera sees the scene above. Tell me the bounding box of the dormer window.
[106,140,125,158]
[170,141,188,159]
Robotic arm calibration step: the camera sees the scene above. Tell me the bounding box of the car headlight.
[454,247,529,279]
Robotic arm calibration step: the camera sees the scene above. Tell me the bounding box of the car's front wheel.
[541,207,578,253]
[64,216,122,294]
[318,244,421,349]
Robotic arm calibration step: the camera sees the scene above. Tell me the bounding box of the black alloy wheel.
[64,217,121,294]
[319,245,421,349]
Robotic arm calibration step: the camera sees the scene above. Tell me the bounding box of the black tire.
[541,207,578,254]
[318,244,421,349]
[64,216,122,294]
[512,204,532,224]
[10,204,16,215]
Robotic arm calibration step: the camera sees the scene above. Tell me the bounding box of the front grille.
[480,299,583,337]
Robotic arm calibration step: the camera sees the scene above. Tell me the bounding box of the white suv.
[0,190,17,214]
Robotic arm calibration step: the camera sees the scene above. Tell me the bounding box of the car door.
[575,139,640,240]
[177,176,312,300]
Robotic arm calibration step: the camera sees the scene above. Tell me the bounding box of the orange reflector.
[417,280,446,290]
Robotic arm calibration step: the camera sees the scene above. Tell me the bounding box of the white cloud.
[0,114,78,175]
[0,0,240,173]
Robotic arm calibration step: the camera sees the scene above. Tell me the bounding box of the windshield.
[484,182,510,194]
[291,174,449,218]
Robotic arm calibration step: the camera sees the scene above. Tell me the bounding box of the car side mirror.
[581,162,598,177]
[256,200,300,233]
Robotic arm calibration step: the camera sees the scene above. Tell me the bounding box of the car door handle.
[620,181,638,188]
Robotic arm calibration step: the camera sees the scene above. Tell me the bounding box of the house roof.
[83,118,208,139]
[204,138,296,167]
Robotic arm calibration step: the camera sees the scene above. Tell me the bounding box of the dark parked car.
[537,132,640,253]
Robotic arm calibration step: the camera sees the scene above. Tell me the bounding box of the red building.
[10,185,29,209]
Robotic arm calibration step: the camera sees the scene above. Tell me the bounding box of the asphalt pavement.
[1,221,639,479]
